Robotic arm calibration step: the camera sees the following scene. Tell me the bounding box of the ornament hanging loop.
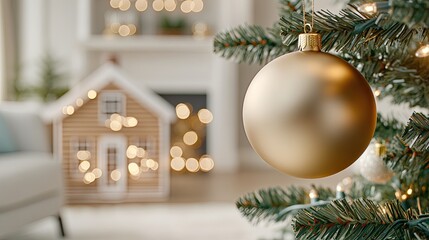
[304,23,313,33]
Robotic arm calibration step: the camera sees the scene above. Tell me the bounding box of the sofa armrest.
[0,102,50,153]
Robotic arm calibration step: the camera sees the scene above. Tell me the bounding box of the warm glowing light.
[76,98,84,107]
[126,117,138,127]
[136,147,146,158]
[336,184,343,192]
[127,145,138,159]
[176,103,191,119]
[118,25,131,36]
[407,188,413,195]
[110,120,123,131]
[145,159,156,168]
[77,150,91,161]
[66,106,75,115]
[110,0,121,8]
[416,44,429,58]
[110,113,122,122]
[401,194,407,200]
[164,0,176,11]
[135,0,148,11]
[92,168,102,178]
[88,90,97,99]
[119,0,131,11]
[62,106,67,115]
[199,156,214,172]
[171,157,185,171]
[84,172,96,184]
[79,161,91,172]
[358,3,377,15]
[395,190,401,199]
[151,161,159,171]
[309,189,319,199]
[186,158,199,172]
[170,146,183,158]
[111,169,122,181]
[180,0,193,13]
[373,89,381,97]
[183,131,198,145]
[128,24,137,35]
[153,0,164,11]
[111,23,120,34]
[198,109,213,124]
[128,162,140,176]
[192,0,203,12]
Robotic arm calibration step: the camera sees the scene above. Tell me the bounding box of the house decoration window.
[99,92,126,122]
[70,137,94,178]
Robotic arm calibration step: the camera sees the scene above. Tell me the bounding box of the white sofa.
[0,102,65,238]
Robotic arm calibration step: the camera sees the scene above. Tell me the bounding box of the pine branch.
[384,136,429,184]
[213,25,289,65]
[236,186,335,224]
[292,198,428,240]
[281,5,419,53]
[390,0,429,28]
[374,113,404,142]
[402,112,429,152]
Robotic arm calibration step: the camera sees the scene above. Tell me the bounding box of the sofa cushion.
[0,113,17,153]
[0,152,62,211]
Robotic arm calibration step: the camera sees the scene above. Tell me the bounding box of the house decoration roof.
[41,62,175,123]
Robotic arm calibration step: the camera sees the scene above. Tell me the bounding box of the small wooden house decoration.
[43,63,175,203]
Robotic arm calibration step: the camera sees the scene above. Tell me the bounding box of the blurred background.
[0,0,421,239]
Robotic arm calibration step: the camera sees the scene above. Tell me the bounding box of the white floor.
[4,203,294,240]
[4,170,350,240]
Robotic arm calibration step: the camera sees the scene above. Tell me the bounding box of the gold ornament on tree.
[243,0,377,178]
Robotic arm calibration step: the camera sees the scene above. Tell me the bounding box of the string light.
[183,131,198,145]
[373,89,381,97]
[199,156,214,172]
[171,157,186,171]
[198,109,213,124]
[170,146,183,158]
[76,98,84,107]
[407,188,413,195]
[401,194,408,200]
[92,168,103,178]
[66,106,75,115]
[77,150,91,161]
[119,0,131,11]
[110,0,121,8]
[180,0,193,13]
[186,158,200,172]
[135,0,148,11]
[88,90,97,99]
[83,172,96,184]
[79,161,91,172]
[358,3,377,15]
[127,145,138,158]
[111,169,122,181]
[192,0,203,12]
[118,25,131,36]
[164,0,177,12]
[128,162,140,176]
[176,103,191,119]
[153,0,164,11]
[415,44,429,58]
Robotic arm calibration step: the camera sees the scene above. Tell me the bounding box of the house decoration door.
[98,135,127,198]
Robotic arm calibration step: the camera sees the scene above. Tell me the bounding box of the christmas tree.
[214,0,429,239]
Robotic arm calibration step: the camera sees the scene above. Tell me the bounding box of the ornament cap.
[298,33,321,52]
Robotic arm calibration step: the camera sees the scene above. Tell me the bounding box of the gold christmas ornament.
[243,22,376,178]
